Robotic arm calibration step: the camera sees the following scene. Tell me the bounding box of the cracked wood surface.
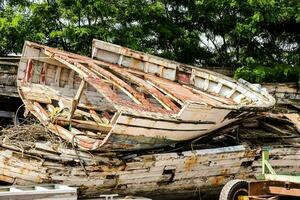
[0,142,299,199]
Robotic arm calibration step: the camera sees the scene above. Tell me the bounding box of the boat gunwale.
[92,39,276,111]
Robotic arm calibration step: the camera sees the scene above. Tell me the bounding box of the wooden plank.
[284,113,300,133]
[116,115,213,131]
[90,59,179,112]
[89,110,109,124]
[183,85,236,105]
[21,83,115,112]
[53,66,62,87]
[68,79,85,120]
[215,82,223,94]
[203,79,209,91]
[86,61,148,105]
[259,121,289,135]
[127,68,209,104]
[67,70,75,88]
[55,117,112,133]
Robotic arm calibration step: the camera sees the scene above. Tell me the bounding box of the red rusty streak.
[125,68,206,103]
[47,124,100,150]
[47,50,179,112]
[24,59,33,82]
[39,63,46,84]
[177,72,190,85]
[65,56,151,107]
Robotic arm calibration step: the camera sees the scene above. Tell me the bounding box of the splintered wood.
[0,119,299,198]
[284,113,300,133]
[16,41,276,151]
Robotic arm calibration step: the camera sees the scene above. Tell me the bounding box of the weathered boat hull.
[0,144,300,199]
[17,41,275,151]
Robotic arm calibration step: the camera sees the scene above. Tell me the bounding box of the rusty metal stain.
[184,155,198,171]
[210,175,225,187]
[132,58,140,70]
[220,168,230,176]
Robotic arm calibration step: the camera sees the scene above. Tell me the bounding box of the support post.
[68,79,85,121]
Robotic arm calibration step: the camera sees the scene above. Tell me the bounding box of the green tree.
[0,0,299,83]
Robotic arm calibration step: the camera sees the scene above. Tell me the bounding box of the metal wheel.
[219,179,248,200]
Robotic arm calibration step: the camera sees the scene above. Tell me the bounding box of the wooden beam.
[89,59,179,111]
[226,88,236,98]
[39,63,47,84]
[203,79,209,91]
[53,66,62,87]
[86,61,148,105]
[183,85,236,105]
[55,117,112,133]
[215,82,223,94]
[284,113,300,133]
[68,79,85,121]
[146,80,183,106]
[67,70,75,89]
[259,121,289,135]
[50,53,119,107]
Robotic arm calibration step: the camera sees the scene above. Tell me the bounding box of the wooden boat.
[1,141,300,199]
[0,111,299,199]
[17,41,275,151]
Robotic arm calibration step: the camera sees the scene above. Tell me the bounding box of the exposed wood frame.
[85,61,148,105]
[87,59,179,112]
[48,49,179,112]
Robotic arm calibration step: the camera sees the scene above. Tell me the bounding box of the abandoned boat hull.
[18,85,250,151]
[21,93,245,151]
[17,41,275,151]
[0,144,300,199]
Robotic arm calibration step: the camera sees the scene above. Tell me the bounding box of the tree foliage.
[0,0,299,82]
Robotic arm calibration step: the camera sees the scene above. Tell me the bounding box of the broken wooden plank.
[284,113,300,133]
[68,79,86,120]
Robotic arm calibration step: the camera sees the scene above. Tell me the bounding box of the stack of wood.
[0,57,19,97]
[263,83,300,106]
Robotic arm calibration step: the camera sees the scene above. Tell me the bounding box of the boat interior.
[15,41,275,150]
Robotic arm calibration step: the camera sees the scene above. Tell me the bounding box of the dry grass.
[0,123,68,150]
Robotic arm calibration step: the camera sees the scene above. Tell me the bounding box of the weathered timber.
[0,141,299,199]
[16,41,275,151]
[0,104,298,200]
[284,113,300,133]
[1,57,298,105]
[0,58,19,97]
[263,83,300,104]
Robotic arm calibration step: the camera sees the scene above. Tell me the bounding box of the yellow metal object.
[238,196,249,200]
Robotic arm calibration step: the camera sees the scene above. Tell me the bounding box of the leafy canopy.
[0,0,299,83]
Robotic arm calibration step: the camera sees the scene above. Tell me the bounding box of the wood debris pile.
[0,54,299,198]
[0,110,299,199]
